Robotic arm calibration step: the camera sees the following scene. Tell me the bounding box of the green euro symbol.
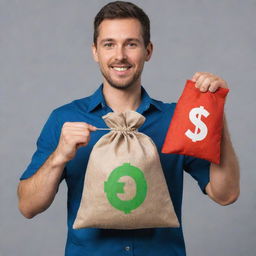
[104,163,147,214]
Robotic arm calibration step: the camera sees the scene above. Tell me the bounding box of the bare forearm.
[191,72,240,205]
[208,115,240,205]
[17,151,66,218]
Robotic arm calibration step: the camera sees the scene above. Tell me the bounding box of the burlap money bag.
[73,110,180,230]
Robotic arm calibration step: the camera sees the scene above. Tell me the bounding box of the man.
[17,1,240,255]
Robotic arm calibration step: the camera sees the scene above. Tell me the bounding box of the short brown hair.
[93,1,150,47]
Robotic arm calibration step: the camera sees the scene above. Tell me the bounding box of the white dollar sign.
[185,106,210,142]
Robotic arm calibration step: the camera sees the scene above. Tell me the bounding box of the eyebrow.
[126,38,141,43]
[99,38,142,44]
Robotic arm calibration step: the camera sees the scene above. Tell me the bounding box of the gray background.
[0,0,255,255]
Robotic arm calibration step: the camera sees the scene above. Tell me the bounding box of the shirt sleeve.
[183,156,210,194]
[19,110,65,181]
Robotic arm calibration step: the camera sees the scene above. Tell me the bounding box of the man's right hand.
[54,122,97,164]
[18,121,97,219]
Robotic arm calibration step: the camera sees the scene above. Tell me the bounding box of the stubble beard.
[100,65,143,90]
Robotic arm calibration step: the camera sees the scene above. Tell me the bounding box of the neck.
[102,82,142,113]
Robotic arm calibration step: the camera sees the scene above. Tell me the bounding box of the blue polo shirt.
[20,84,210,256]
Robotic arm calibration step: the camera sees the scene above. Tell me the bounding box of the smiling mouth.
[110,65,132,72]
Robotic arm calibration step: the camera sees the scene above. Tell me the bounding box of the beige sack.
[73,110,180,230]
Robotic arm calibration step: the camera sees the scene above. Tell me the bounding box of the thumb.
[88,124,97,131]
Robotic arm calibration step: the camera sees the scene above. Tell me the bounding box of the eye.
[103,43,114,48]
[127,42,137,48]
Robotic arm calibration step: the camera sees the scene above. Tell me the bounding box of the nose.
[115,45,127,61]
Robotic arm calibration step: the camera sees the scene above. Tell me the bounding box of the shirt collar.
[87,84,162,113]
[87,84,107,113]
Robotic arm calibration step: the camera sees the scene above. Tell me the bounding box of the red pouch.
[161,80,229,164]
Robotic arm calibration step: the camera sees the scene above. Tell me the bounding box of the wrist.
[51,150,68,168]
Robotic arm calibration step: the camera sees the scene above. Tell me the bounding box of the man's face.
[92,18,153,90]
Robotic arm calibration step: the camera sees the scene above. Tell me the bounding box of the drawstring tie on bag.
[96,127,138,132]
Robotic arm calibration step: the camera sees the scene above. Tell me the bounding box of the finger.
[63,122,87,128]
[62,127,92,135]
[68,134,91,147]
[67,130,92,137]
[88,124,97,131]
[195,74,206,88]
[63,122,97,132]
[191,72,202,82]
[200,77,213,92]
[61,133,90,143]
[77,142,88,149]
[209,80,222,93]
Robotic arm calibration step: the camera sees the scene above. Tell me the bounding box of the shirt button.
[124,246,131,251]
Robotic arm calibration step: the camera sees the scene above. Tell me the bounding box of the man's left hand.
[191,72,228,93]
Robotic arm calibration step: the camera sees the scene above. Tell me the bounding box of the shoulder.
[36,96,93,140]
[150,97,177,114]
[50,95,92,119]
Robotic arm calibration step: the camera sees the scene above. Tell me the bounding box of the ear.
[92,43,99,62]
[145,41,153,62]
